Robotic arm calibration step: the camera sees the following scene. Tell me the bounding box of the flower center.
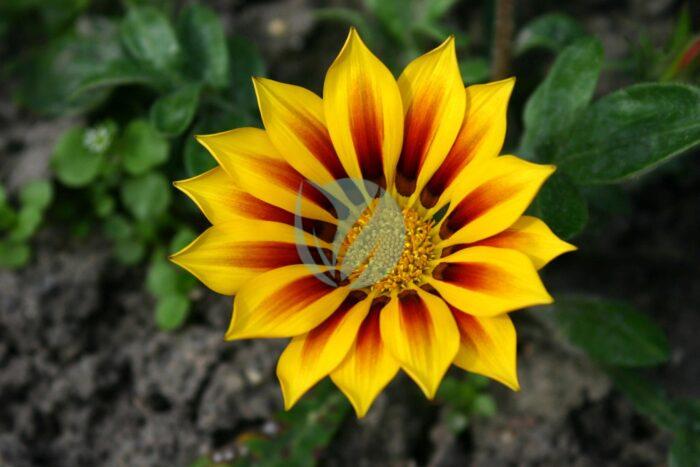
[337,203,436,295]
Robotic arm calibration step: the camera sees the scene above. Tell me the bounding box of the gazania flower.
[171,29,575,417]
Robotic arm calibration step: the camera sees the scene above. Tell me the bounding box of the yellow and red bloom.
[171,29,575,417]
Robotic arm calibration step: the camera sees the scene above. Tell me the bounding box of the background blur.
[0,0,699,466]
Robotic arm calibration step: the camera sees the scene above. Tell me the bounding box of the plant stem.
[490,0,515,80]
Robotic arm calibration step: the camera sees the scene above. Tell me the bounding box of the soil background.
[1,0,699,466]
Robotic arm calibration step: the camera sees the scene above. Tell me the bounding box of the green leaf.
[178,4,229,88]
[0,205,15,231]
[147,257,194,297]
[313,8,374,46]
[607,368,679,431]
[228,35,265,112]
[238,381,349,466]
[52,126,104,187]
[553,297,670,367]
[520,37,603,162]
[113,237,145,265]
[0,240,31,269]
[150,84,201,136]
[8,207,42,241]
[555,83,700,184]
[102,214,133,241]
[19,180,53,211]
[120,5,180,70]
[120,172,171,221]
[424,0,459,23]
[14,18,123,116]
[363,0,410,45]
[529,172,588,239]
[74,58,165,96]
[119,119,170,176]
[515,13,585,55]
[670,429,700,467]
[155,294,190,331]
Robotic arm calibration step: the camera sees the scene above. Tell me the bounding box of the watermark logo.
[294,178,406,289]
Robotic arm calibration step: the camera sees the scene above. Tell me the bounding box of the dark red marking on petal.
[396,90,443,196]
[231,191,336,242]
[449,305,487,342]
[397,291,432,347]
[246,156,336,215]
[440,177,527,239]
[299,293,366,366]
[227,241,302,269]
[350,83,385,187]
[437,262,508,295]
[421,126,486,208]
[355,300,387,368]
[258,274,338,322]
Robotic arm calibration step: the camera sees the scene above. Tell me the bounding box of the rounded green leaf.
[113,237,145,266]
[554,297,670,367]
[529,172,589,239]
[150,84,201,136]
[555,83,700,184]
[155,294,190,331]
[120,172,171,221]
[52,126,104,187]
[147,258,194,297]
[8,207,43,241]
[119,119,170,176]
[0,240,31,269]
[120,6,180,70]
[178,4,229,87]
[102,214,133,241]
[20,180,53,211]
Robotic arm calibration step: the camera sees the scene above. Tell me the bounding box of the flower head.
[171,29,575,417]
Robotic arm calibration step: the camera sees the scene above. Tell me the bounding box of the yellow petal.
[331,301,399,418]
[323,28,403,188]
[428,246,553,317]
[380,289,459,398]
[171,219,327,296]
[472,215,576,269]
[226,264,349,339]
[421,78,515,208]
[196,128,336,224]
[253,77,348,186]
[174,167,298,225]
[438,155,555,246]
[277,294,371,409]
[395,36,466,200]
[451,307,520,390]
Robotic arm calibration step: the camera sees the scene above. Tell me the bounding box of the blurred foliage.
[546,296,699,466]
[0,180,53,268]
[315,0,490,83]
[190,382,350,467]
[437,374,497,434]
[4,0,265,330]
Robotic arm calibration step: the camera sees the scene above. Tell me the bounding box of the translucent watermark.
[295,178,406,289]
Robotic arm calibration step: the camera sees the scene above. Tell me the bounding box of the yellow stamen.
[338,206,436,295]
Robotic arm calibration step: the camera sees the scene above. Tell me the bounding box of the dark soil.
[1,0,698,466]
